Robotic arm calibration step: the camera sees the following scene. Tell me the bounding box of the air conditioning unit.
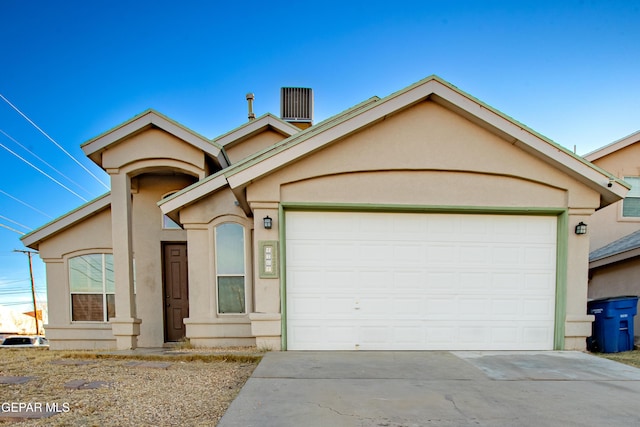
[281,87,313,126]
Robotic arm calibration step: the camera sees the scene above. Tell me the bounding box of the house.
[584,131,640,340]
[21,76,627,351]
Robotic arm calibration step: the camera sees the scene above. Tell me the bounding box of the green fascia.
[20,192,111,242]
[279,203,288,350]
[278,202,569,351]
[227,74,624,188]
[554,211,568,350]
[423,77,624,184]
[213,113,296,144]
[81,108,223,151]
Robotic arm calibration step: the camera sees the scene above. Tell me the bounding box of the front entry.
[162,243,189,342]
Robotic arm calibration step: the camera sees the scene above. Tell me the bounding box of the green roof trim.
[81,108,223,151]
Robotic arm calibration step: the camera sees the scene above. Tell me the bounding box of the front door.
[162,243,189,342]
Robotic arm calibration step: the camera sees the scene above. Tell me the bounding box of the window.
[162,192,182,229]
[69,254,115,321]
[215,223,245,313]
[623,177,640,218]
[163,215,182,229]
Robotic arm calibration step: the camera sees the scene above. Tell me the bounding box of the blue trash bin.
[588,296,638,353]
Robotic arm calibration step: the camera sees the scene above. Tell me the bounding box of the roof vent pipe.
[246,93,255,121]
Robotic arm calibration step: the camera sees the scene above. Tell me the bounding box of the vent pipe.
[246,93,255,121]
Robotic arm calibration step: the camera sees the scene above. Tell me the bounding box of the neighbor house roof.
[81,109,229,169]
[160,75,628,217]
[584,129,640,162]
[21,193,111,250]
[589,229,640,269]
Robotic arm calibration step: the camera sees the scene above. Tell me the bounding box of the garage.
[285,211,557,350]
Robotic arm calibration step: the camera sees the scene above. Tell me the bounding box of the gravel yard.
[0,347,261,426]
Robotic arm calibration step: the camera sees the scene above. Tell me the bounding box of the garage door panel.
[286,211,557,350]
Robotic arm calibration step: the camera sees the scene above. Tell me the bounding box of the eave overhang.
[20,193,111,250]
[81,109,228,170]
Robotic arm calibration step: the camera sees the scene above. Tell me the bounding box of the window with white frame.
[215,223,246,314]
[69,254,115,321]
[623,176,640,218]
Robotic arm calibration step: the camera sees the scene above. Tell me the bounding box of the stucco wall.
[102,128,205,175]
[589,143,640,250]
[131,174,194,347]
[37,208,114,349]
[225,129,286,164]
[179,189,255,346]
[37,173,197,349]
[246,101,599,210]
[240,100,601,350]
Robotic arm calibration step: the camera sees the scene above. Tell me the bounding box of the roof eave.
[589,247,640,269]
[223,75,626,208]
[214,113,300,149]
[20,193,112,250]
[158,174,229,217]
[81,109,225,169]
[584,129,640,162]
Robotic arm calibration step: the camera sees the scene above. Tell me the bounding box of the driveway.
[218,351,640,427]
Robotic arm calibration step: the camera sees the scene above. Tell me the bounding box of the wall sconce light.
[575,222,587,235]
[263,216,273,229]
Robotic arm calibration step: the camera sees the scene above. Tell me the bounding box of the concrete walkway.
[218,351,640,427]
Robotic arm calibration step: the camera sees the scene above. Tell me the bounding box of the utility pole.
[13,249,39,335]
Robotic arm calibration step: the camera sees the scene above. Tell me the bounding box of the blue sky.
[0,0,639,314]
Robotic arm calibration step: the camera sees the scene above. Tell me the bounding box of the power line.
[0,140,88,202]
[0,188,53,219]
[0,128,96,198]
[0,93,109,190]
[0,222,24,235]
[0,214,31,231]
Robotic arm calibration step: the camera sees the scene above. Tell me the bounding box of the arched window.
[69,254,115,321]
[215,223,246,314]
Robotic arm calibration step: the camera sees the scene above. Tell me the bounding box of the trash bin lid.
[588,295,639,303]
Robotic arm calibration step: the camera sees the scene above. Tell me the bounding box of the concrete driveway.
[218,351,640,427]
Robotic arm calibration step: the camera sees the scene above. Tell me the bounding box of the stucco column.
[249,203,282,350]
[109,172,141,349]
[564,209,596,350]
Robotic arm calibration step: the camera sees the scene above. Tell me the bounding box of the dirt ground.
[0,347,261,426]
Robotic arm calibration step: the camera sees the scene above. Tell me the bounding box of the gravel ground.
[0,347,261,426]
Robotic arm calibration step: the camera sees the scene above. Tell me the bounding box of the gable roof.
[214,113,300,150]
[159,96,381,215]
[20,193,111,250]
[81,109,228,169]
[160,75,628,216]
[584,130,640,162]
[589,229,640,269]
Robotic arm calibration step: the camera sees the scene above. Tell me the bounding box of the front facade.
[22,76,626,351]
[585,131,640,340]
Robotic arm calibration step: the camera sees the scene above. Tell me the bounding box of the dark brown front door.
[162,243,189,342]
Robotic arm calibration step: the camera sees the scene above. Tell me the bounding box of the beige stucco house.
[21,76,627,351]
[585,131,640,340]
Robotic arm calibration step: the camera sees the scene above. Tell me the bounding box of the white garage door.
[285,211,557,350]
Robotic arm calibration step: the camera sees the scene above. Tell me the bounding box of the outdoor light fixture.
[263,216,273,229]
[575,222,587,235]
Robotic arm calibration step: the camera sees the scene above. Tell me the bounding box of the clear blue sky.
[0,0,639,314]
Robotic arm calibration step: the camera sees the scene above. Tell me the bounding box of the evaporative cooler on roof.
[280,87,313,124]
